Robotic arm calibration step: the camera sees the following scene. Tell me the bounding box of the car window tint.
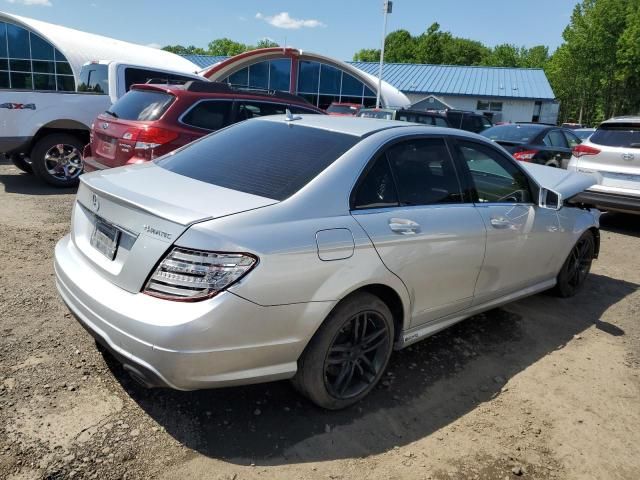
[182,100,232,131]
[458,141,532,204]
[353,155,399,209]
[590,123,640,147]
[237,101,287,120]
[434,117,448,127]
[545,130,569,148]
[564,131,581,148]
[386,138,463,206]
[109,90,175,121]
[124,67,196,91]
[414,115,433,125]
[288,105,321,115]
[157,121,359,201]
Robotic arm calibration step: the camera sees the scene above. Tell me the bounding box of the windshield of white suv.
[590,123,640,148]
[157,120,359,200]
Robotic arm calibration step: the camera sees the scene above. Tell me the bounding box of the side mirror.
[539,187,563,210]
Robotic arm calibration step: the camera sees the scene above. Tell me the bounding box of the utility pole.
[376,0,392,109]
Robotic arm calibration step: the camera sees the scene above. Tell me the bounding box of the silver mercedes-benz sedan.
[55,114,600,409]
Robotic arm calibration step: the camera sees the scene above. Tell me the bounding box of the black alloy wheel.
[324,310,390,400]
[293,292,394,409]
[554,230,595,297]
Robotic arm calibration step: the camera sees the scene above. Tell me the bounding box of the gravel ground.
[1,159,639,480]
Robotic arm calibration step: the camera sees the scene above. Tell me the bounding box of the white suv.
[567,117,640,214]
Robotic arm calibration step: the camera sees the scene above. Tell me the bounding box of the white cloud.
[146,43,162,49]
[255,12,325,30]
[5,0,52,6]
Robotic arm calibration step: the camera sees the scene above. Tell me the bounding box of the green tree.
[162,45,206,55]
[255,38,279,49]
[207,38,250,56]
[353,48,380,62]
[486,44,521,67]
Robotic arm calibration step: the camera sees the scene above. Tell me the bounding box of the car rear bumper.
[54,234,332,390]
[82,156,109,173]
[571,190,640,213]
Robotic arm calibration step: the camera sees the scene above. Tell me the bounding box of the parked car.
[568,116,640,214]
[1,60,203,187]
[326,102,363,116]
[574,128,596,140]
[83,81,324,172]
[55,114,599,409]
[357,108,450,127]
[481,123,582,168]
[442,110,493,133]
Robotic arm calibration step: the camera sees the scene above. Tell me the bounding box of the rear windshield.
[481,125,544,143]
[590,123,640,148]
[108,89,175,121]
[78,64,108,94]
[358,110,394,120]
[157,120,359,200]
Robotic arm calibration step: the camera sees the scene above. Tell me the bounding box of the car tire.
[9,154,33,174]
[292,292,394,410]
[31,133,84,188]
[553,230,595,298]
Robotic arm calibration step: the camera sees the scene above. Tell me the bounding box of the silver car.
[568,117,640,214]
[55,115,600,409]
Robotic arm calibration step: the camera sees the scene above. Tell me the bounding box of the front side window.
[0,21,75,91]
[386,138,463,206]
[457,141,532,204]
[182,100,231,130]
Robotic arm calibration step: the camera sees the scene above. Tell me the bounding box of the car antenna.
[284,109,302,122]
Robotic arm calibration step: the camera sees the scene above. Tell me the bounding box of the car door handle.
[389,218,420,234]
[490,217,512,229]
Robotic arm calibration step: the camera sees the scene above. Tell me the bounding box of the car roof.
[131,82,318,108]
[602,116,640,124]
[256,114,421,137]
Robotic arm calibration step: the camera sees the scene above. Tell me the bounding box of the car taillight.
[572,144,601,158]
[122,127,179,149]
[513,149,538,162]
[143,247,257,301]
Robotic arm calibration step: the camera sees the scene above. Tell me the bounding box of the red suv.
[83,81,325,172]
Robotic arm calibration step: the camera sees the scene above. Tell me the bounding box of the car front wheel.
[554,230,595,297]
[31,133,84,187]
[293,292,394,410]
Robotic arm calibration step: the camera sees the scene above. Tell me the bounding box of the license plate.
[90,218,121,260]
[97,137,116,157]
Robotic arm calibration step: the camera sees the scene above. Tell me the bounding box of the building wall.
[406,93,558,124]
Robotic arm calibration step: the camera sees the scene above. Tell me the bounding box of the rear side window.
[590,124,640,148]
[434,117,449,127]
[124,67,196,91]
[386,138,463,206]
[353,155,399,209]
[544,130,568,148]
[109,89,175,121]
[78,64,108,94]
[157,120,359,200]
[236,101,287,120]
[182,100,231,131]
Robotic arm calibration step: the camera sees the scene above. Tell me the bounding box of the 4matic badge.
[0,103,36,110]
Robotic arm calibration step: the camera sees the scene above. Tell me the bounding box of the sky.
[2,0,581,60]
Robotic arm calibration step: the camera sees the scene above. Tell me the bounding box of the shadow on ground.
[0,159,77,196]
[600,212,640,238]
[99,272,638,466]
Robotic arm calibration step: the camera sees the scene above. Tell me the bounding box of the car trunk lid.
[72,163,278,293]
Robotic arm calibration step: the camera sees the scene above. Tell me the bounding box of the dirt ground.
[0,159,639,480]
